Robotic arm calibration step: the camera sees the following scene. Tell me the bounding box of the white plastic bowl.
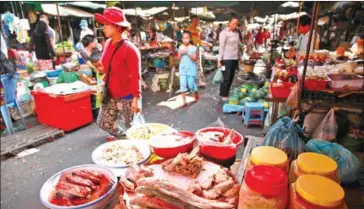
[40,164,117,209]
[92,140,151,169]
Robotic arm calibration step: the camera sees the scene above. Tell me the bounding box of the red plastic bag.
[312,108,338,141]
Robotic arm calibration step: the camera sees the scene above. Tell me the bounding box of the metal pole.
[19,2,25,19]
[56,3,65,54]
[297,1,319,119]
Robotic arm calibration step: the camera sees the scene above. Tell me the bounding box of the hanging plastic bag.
[131,112,146,127]
[212,68,224,84]
[263,116,307,161]
[307,139,360,184]
[286,83,299,108]
[312,108,337,141]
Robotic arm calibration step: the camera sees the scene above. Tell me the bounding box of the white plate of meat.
[40,164,117,209]
[92,140,151,169]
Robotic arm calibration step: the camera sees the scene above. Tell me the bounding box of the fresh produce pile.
[227,82,270,109]
[56,41,74,54]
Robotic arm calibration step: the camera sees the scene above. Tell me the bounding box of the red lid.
[245,165,288,197]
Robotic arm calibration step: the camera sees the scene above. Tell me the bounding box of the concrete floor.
[1,72,262,209]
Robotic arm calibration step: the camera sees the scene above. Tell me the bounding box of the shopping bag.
[312,108,338,141]
[131,112,146,127]
[212,68,224,84]
[307,139,360,184]
[263,116,307,161]
[286,83,299,108]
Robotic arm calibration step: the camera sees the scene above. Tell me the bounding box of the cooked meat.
[222,184,240,198]
[72,171,100,184]
[200,176,214,190]
[130,194,186,209]
[202,189,220,200]
[162,153,203,178]
[213,180,234,195]
[137,178,235,209]
[66,174,96,191]
[55,181,91,198]
[187,180,202,196]
[225,196,238,206]
[119,175,136,192]
[214,169,230,184]
[135,187,200,209]
[140,165,153,177]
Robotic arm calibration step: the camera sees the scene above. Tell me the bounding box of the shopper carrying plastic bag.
[307,139,360,184]
[263,116,307,161]
[312,108,338,141]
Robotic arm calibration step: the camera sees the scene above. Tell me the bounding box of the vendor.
[28,21,56,71]
[80,19,94,41]
[81,35,99,60]
[39,15,56,46]
[94,7,141,139]
[295,15,320,53]
[149,28,159,48]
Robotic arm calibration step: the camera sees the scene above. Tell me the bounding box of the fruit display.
[228,84,269,108]
[56,41,74,54]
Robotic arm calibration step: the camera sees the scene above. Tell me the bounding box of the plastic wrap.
[312,109,338,141]
[307,139,361,184]
[263,117,306,161]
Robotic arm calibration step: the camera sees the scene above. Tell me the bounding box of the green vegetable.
[228,96,239,105]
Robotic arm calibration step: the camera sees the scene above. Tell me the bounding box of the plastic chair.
[242,102,265,128]
[1,73,26,135]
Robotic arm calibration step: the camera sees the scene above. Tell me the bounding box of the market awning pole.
[313,2,320,50]
[296,1,303,35]
[297,1,319,121]
[269,14,277,64]
[56,3,65,54]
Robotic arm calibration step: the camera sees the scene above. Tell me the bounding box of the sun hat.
[79,19,88,27]
[95,7,131,28]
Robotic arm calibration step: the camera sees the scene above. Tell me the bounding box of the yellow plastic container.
[289,175,347,209]
[247,146,289,172]
[289,152,339,184]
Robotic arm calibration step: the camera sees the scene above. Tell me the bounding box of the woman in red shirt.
[94,7,142,138]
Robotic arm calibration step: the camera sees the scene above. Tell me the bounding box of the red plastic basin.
[149,131,196,159]
[195,127,244,160]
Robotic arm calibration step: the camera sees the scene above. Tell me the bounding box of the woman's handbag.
[102,40,124,104]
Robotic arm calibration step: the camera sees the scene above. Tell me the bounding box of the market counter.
[31,90,93,132]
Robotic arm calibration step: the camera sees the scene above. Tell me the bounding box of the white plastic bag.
[131,112,145,127]
[312,108,338,141]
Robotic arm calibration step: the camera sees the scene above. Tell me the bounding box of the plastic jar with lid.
[247,146,289,172]
[289,152,339,183]
[289,175,347,209]
[238,165,288,209]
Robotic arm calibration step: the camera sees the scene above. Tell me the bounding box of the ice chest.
[31,90,93,131]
